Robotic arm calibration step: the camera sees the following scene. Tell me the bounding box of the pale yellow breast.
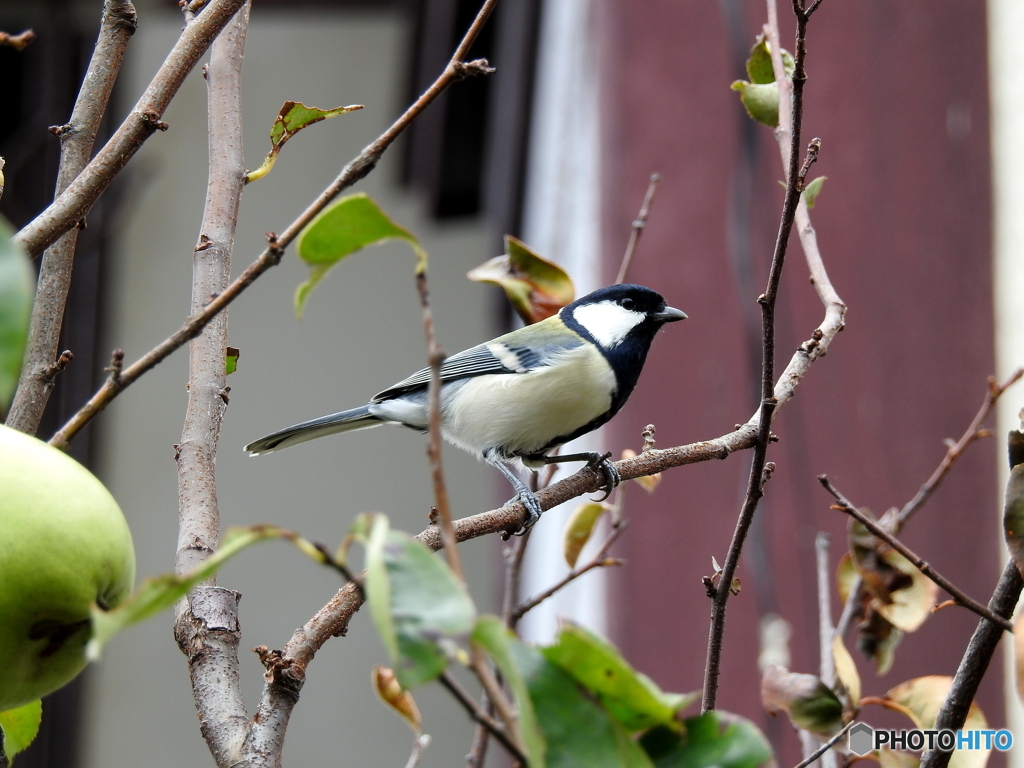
[441,344,616,459]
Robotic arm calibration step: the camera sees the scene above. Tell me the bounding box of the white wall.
[88,6,498,767]
[989,0,1024,759]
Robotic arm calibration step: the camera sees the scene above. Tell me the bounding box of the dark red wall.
[599,1,999,762]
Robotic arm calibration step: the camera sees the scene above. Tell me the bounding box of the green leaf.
[0,699,42,761]
[467,235,574,324]
[225,346,239,375]
[802,176,826,209]
[472,615,546,768]
[365,524,475,688]
[639,712,774,768]
[730,81,780,127]
[246,101,363,183]
[295,193,427,316]
[0,217,33,409]
[506,628,654,768]
[543,621,695,733]
[760,665,843,737]
[745,35,794,84]
[88,525,304,659]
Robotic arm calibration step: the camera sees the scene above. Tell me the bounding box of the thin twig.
[415,270,460,578]
[702,0,821,712]
[14,0,247,258]
[170,5,251,765]
[834,370,1024,640]
[896,368,1023,529]
[416,249,518,748]
[792,722,854,768]
[819,476,1013,633]
[438,672,527,765]
[815,533,834,685]
[511,523,627,623]
[47,0,500,450]
[6,0,136,435]
[919,560,1023,768]
[615,172,661,285]
[403,734,431,768]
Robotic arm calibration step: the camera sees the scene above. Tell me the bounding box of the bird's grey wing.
[371,323,584,402]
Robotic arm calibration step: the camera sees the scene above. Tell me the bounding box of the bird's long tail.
[244,405,381,455]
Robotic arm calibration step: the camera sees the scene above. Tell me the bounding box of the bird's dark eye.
[620,298,636,310]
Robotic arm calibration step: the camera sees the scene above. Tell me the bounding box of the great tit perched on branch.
[245,284,686,531]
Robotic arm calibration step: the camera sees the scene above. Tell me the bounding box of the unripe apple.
[0,425,135,710]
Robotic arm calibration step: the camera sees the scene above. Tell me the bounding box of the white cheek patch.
[571,301,647,348]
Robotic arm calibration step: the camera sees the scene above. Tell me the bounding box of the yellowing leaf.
[831,634,861,708]
[372,665,422,734]
[886,676,989,768]
[563,502,608,568]
[467,235,574,324]
[246,101,363,183]
[848,521,939,632]
[878,748,920,768]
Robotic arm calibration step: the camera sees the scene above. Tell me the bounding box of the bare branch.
[416,270,461,578]
[47,0,500,451]
[919,560,1023,768]
[6,0,136,435]
[169,4,251,764]
[14,0,247,258]
[793,721,853,768]
[835,369,1023,640]
[615,172,662,285]
[815,533,834,684]
[438,672,526,765]
[703,0,822,710]
[819,476,1013,633]
[510,523,626,623]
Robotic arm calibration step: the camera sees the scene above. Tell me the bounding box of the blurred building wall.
[88,5,499,767]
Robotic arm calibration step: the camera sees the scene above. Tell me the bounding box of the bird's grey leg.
[484,450,544,534]
[543,451,620,501]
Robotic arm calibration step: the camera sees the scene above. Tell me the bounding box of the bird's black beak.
[654,306,687,322]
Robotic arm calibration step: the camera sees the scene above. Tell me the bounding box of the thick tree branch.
[14,0,247,258]
[919,560,1023,768]
[703,0,823,712]
[6,0,136,435]
[170,5,251,765]
[47,0,500,451]
[820,476,1013,633]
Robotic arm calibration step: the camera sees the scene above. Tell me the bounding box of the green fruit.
[0,425,135,710]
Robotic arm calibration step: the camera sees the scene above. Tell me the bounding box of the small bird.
[244,284,686,531]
